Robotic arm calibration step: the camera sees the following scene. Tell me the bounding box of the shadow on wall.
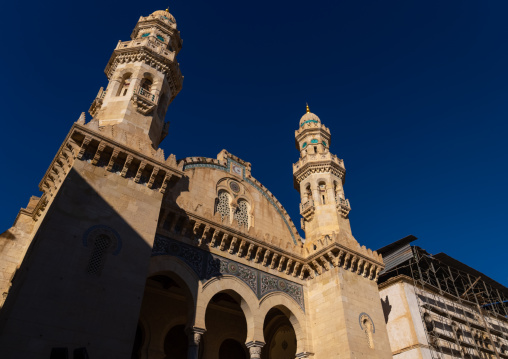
[0,164,191,359]
[381,295,392,324]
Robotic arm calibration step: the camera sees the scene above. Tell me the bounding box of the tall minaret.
[293,105,354,247]
[88,9,183,149]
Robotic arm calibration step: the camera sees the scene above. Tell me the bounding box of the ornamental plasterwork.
[151,235,305,311]
[183,156,300,245]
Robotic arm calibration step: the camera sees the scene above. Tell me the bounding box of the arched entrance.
[203,291,249,358]
[164,324,187,358]
[219,338,249,359]
[262,308,297,359]
[132,270,198,359]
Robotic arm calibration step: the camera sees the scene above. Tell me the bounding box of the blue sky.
[0,0,507,285]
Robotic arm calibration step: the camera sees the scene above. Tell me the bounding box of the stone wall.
[0,160,163,358]
[307,267,393,359]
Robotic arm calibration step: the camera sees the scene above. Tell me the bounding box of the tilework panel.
[152,235,304,311]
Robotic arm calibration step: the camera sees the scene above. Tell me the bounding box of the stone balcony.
[293,152,344,170]
[131,86,158,115]
[115,38,176,62]
[88,87,107,118]
[336,197,351,218]
[293,152,346,188]
[300,199,315,221]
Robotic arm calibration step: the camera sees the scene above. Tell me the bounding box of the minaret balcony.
[300,199,315,220]
[293,152,345,171]
[115,38,176,62]
[131,87,158,115]
[89,87,106,118]
[336,197,351,218]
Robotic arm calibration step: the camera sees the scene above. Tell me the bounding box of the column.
[186,327,205,359]
[246,341,265,359]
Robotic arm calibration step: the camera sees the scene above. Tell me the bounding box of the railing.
[293,152,345,168]
[116,39,175,60]
[300,199,314,214]
[97,87,106,99]
[135,87,157,103]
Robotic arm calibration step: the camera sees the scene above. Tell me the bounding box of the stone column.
[186,327,205,359]
[246,341,265,359]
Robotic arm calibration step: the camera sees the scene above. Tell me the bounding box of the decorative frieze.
[152,235,305,311]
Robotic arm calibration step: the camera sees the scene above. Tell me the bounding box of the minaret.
[88,9,183,149]
[293,105,354,247]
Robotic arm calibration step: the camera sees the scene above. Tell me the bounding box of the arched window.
[304,184,311,200]
[117,74,132,96]
[216,191,231,222]
[318,182,327,204]
[234,199,250,228]
[86,234,112,276]
[140,78,153,93]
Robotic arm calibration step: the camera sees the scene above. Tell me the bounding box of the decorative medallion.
[229,181,241,193]
[227,262,239,274]
[278,279,287,291]
[231,163,243,176]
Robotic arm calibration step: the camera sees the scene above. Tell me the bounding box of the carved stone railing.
[157,209,310,280]
[293,152,346,186]
[293,152,345,172]
[337,198,351,218]
[157,208,384,282]
[136,86,157,103]
[131,86,158,115]
[115,38,175,61]
[300,199,315,221]
[88,87,106,118]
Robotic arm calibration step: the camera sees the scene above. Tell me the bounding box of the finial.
[165,8,170,12]
[306,103,310,113]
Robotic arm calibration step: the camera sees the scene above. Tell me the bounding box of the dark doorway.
[219,338,248,359]
[131,323,143,359]
[164,324,188,359]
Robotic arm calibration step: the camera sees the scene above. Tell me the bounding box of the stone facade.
[0,9,393,359]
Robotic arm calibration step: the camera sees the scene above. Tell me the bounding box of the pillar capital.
[246,341,265,359]
[185,327,206,346]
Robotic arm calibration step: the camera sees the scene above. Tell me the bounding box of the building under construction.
[377,236,508,359]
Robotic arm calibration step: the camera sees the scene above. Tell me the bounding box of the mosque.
[0,8,506,359]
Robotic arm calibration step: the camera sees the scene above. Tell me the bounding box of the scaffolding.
[380,245,508,359]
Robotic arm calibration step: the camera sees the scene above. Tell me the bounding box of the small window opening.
[86,235,112,276]
[117,75,131,97]
[318,182,327,205]
[314,146,317,153]
[141,79,152,91]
